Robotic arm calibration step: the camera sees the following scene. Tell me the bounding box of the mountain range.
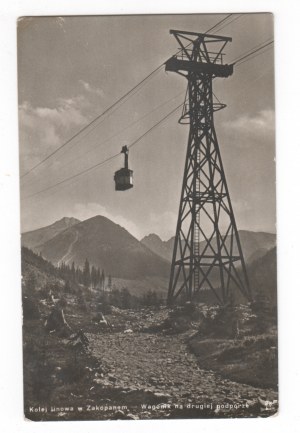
[22,216,276,282]
[140,233,174,262]
[22,216,170,280]
[141,230,276,265]
[22,217,80,250]
[21,215,277,302]
[248,246,277,306]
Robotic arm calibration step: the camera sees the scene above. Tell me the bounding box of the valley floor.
[24,307,278,421]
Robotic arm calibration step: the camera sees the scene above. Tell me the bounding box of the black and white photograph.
[18,13,277,421]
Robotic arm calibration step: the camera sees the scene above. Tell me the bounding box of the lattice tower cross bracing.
[166,30,252,305]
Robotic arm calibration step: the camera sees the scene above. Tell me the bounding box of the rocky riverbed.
[24,305,278,421]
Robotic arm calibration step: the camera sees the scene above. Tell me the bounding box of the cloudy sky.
[18,13,275,240]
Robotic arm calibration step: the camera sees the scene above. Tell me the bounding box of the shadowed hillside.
[22,217,81,251]
[32,215,170,280]
[249,246,277,306]
[141,230,276,265]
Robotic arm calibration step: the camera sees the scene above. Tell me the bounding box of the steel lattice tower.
[166,30,252,305]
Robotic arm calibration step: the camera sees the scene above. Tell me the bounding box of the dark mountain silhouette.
[190,246,277,305]
[248,246,277,306]
[21,216,276,291]
[141,230,276,264]
[233,230,276,263]
[27,215,170,280]
[22,217,81,251]
[141,233,173,261]
[21,246,63,290]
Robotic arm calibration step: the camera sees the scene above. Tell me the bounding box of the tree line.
[22,247,164,309]
[58,258,111,290]
[22,247,111,291]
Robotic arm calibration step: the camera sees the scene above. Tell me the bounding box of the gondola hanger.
[114,145,133,191]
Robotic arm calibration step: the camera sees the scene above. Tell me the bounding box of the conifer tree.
[101,269,105,291]
[83,258,91,288]
[71,262,76,281]
[26,270,37,292]
[96,268,101,288]
[108,274,112,290]
[91,266,97,288]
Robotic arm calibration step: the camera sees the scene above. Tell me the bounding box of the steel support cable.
[205,14,233,34]
[232,39,274,65]
[49,91,185,174]
[234,45,274,68]
[176,17,270,69]
[22,67,163,189]
[211,35,273,104]
[23,32,273,202]
[23,153,121,199]
[211,14,242,34]
[233,37,274,62]
[20,63,164,180]
[174,14,237,55]
[23,77,178,192]
[174,14,242,105]
[128,103,182,150]
[174,14,243,121]
[22,73,165,191]
[24,103,182,200]
[20,15,237,182]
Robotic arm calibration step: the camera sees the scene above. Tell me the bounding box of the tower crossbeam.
[166,30,252,305]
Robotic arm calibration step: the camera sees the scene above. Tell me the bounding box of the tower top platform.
[165,29,233,78]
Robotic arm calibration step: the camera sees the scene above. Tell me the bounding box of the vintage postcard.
[18,13,277,421]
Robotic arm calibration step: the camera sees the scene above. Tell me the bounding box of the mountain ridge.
[22,215,276,283]
[141,230,276,264]
[141,233,172,261]
[22,217,81,251]
[23,215,170,280]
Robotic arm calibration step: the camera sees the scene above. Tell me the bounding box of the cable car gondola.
[114,145,133,191]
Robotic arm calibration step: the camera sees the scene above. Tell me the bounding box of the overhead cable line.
[174,13,236,55]
[22,67,163,188]
[24,153,120,199]
[53,91,185,173]
[20,64,164,180]
[24,103,182,200]
[212,14,242,34]
[23,88,183,191]
[23,30,274,202]
[128,103,182,150]
[20,14,237,181]
[232,39,274,65]
[236,47,273,67]
[235,45,274,68]
[205,14,234,34]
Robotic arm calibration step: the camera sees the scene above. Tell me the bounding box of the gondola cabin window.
[114,167,133,191]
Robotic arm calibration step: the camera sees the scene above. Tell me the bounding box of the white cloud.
[71,204,178,242]
[19,96,90,172]
[72,202,142,239]
[20,96,88,130]
[79,79,105,98]
[226,109,274,132]
[55,17,66,33]
[19,76,107,175]
[222,109,275,145]
[231,199,252,213]
[147,211,178,241]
